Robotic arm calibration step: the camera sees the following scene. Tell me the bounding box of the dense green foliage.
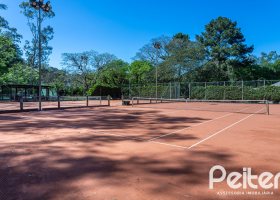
[19,1,55,68]
[0,3,279,99]
[0,36,22,75]
[0,63,38,85]
[190,85,280,102]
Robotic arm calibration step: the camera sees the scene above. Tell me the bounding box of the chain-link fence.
[122,80,280,102]
[121,82,182,100]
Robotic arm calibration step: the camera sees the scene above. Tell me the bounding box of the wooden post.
[20,97,23,111]
[266,100,270,115]
[58,96,60,109]
[107,95,111,106]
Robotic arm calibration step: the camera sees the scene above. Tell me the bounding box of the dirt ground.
[0,102,280,200]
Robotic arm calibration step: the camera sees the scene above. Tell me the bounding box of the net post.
[86,96,89,107]
[58,96,60,109]
[107,95,110,106]
[266,100,270,115]
[20,96,23,111]
[100,96,102,105]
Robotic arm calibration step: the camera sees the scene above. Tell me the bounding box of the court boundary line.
[2,106,266,150]
[148,106,252,142]
[151,141,188,149]
[92,130,188,149]
[148,113,232,142]
[187,107,265,149]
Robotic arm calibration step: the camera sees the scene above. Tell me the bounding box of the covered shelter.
[0,84,53,101]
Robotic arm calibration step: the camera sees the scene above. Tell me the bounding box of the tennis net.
[131,97,269,115]
[0,96,110,113]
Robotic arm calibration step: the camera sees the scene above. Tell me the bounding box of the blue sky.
[1,0,280,68]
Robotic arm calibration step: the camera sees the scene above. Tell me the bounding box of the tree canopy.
[20,1,55,68]
[0,7,280,97]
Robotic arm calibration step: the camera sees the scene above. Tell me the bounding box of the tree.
[0,4,22,52]
[92,53,117,71]
[165,33,205,82]
[134,36,171,66]
[61,51,117,94]
[197,17,254,81]
[41,66,69,94]
[0,63,38,85]
[129,61,152,84]
[185,63,228,82]
[0,36,22,75]
[62,51,95,94]
[20,1,55,68]
[258,51,280,73]
[96,60,128,87]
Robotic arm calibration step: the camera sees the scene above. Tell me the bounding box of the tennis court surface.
[0,100,280,200]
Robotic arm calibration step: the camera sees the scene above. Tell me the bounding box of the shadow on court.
[1,107,278,200]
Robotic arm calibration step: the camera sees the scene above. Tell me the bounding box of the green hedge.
[123,84,280,102]
[88,84,121,99]
[191,86,280,102]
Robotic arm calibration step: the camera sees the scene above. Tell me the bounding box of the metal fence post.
[205,82,207,100]
[242,80,244,100]
[169,82,172,99]
[178,82,181,99]
[188,83,191,100]
[223,82,226,100]
[264,80,266,100]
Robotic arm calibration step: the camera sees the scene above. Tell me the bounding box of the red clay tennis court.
[0,100,280,200]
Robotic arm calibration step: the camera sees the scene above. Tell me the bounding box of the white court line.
[151,141,188,149]
[187,108,265,150]
[148,106,251,142]
[148,113,232,142]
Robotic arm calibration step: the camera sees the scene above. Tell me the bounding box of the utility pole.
[153,42,161,103]
[30,0,51,111]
